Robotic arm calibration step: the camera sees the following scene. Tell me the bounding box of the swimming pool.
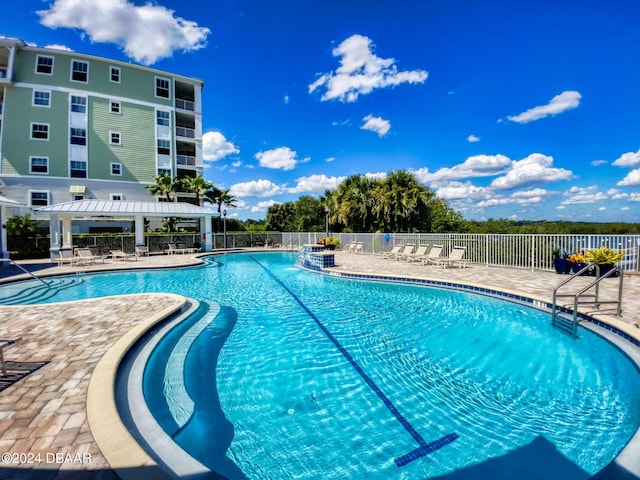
[2,252,640,479]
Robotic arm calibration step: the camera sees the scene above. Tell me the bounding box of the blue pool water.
[2,252,640,479]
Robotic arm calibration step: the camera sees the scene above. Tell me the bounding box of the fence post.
[530,235,535,272]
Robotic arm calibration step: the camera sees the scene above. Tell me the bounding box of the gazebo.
[0,195,25,260]
[35,200,216,258]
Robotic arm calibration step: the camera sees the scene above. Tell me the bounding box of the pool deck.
[0,249,638,479]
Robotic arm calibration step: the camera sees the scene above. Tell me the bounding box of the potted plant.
[585,247,624,277]
[552,248,571,274]
[322,237,340,250]
[568,252,587,274]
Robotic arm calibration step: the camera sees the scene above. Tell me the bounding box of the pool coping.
[86,292,188,480]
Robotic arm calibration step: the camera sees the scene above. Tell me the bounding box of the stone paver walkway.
[0,249,637,479]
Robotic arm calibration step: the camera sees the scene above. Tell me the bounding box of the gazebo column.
[1,205,8,260]
[201,216,212,252]
[134,215,145,247]
[61,215,73,249]
[48,214,61,261]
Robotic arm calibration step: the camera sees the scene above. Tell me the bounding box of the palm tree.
[181,175,213,205]
[204,187,237,213]
[328,175,376,231]
[146,173,178,202]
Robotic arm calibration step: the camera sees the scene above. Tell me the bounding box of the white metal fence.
[281,232,640,272]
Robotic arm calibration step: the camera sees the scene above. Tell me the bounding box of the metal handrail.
[552,263,623,337]
[0,258,49,286]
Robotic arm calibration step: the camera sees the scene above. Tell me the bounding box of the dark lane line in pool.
[249,256,459,467]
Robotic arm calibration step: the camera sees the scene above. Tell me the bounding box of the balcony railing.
[177,154,196,167]
[175,98,195,111]
[176,126,195,139]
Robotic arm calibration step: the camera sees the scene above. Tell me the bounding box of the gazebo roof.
[0,195,24,207]
[35,200,217,217]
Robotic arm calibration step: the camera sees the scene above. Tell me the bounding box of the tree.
[204,187,238,213]
[5,214,40,241]
[181,175,213,205]
[146,173,179,202]
[327,175,377,232]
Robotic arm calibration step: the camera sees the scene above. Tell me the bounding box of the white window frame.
[110,193,124,201]
[70,127,87,146]
[70,59,89,83]
[70,95,87,113]
[155,76,171,99]
[32,90,51,107]
[156,110,170,126]
[35,55,54,75]
[109,131,122,145]
[30,123,50,141]
[29,191,49,207]
[29,156,49,175]
[157,139,171,155]
[110,162,123,176]
[110,66,121,83]
[110,101,121,114]
[70,160,88,178]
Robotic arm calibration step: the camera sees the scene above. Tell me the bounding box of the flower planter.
[595,263,618,277]
[553,258,572,274]
[325,245,336,250]
[571,262,588,274]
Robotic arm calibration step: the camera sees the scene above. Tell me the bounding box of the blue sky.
[5,1,640,222]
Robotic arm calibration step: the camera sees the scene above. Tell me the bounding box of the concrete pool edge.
[86,292,188,480]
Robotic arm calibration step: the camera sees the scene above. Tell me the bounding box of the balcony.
[177,154,197,167]
[175,98,195,112]
[176,126,195,139]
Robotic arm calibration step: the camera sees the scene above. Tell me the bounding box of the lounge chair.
[57,249,76,266]
[177,242,198,253]
[393,243,415,260]
[428,246,467,268]
[75,247,106,265]
[346,241,357,254]
[354,242,364,254]
[135,246,149,257]
[111,250,136,261]
[376,245,403,259]
[166,243,186,254]
[0,338,22,376]
[419,245,444,265]
[403,245,429,262]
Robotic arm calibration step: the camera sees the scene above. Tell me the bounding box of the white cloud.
[251,200,279,213]
[467,134,480,143]
[255,147,301,171]
[490,153,573,190]
[612,149,640,168]
[365,172,387,180]
[617,168,640,186]
[476,189,548,208]
[309,34,428,102]
[202,131,239,162]
[326,157,336,163]
[45,44,72,51]
[434,181,490,201]
[591,159,607,166]
[507,90,581,124]
[229,179,284,197]
[38,0,210,65]
[289,174,347,193]
[418,154,512,183]
[283,95,289,104]
[561,185,607,204]
[361,115,391,137]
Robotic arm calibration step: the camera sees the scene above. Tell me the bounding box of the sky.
[5,0,640,222]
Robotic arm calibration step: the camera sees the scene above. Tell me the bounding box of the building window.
[31,123,49,140]
[156,77,170,98]
[71,60,89,83]
[70,128,87,146]
[29,157,49,174]
[110,66,121,83]
[110,193,123,201]
[71,96,87,113]
[70,161,87,178]
[156,110,170,126]
[110,101,120,114]
[36,56,53,75]
[158,168,171,176]
[33,90,51,107]
[110,163,122,176]
[30,191,49,207]
[157,139,171,155]
[72,194,84,201]
[110,132,121,145]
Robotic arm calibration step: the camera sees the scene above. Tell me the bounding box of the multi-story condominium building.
[0,37,204,221]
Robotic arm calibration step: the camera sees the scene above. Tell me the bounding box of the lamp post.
[223,209,227,249]
[324,207,329,239]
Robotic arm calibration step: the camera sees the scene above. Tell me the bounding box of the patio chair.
[375,245,403,259]
[135,246,149,257]
[428,246,467,269]
[354,242,364,254]
[404,245,429,263]
[110,250,136,262]
[75,247,105,265]
[177,242,197,253]
[347,241,357,253]
[57,249,76,266]
[419,245,444,266]
[392,243,415,260]
[165,243,185,254]
[0,338,22,376]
